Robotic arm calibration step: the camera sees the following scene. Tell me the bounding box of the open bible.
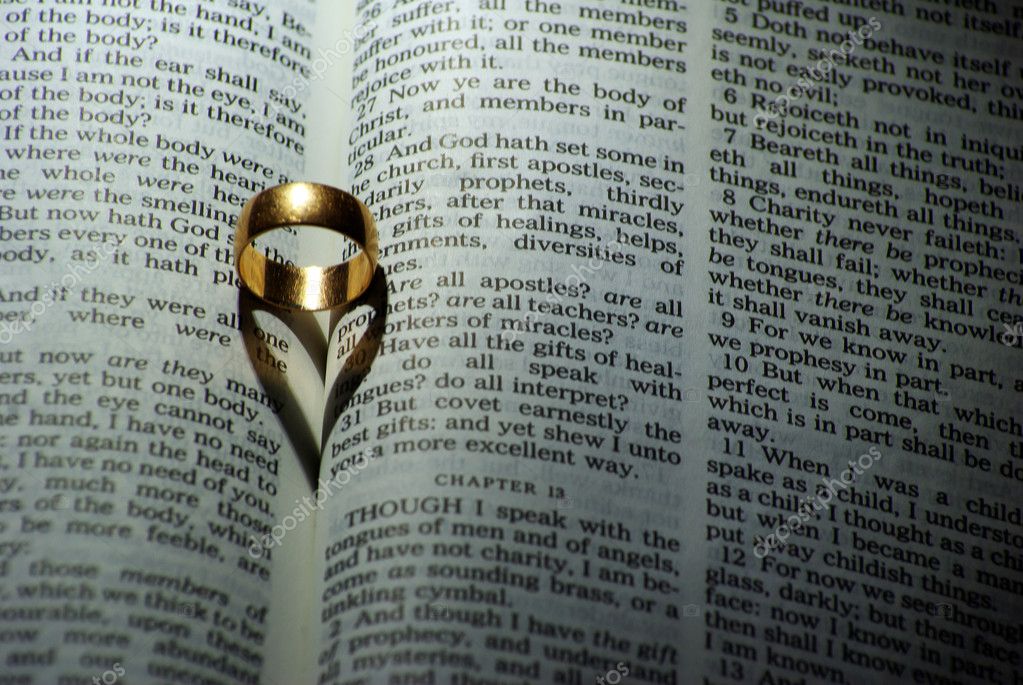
[1,0,1022,683]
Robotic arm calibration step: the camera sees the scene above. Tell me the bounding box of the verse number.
[723,437,745,457]
[353,154,374,180]
[722,545,746,567]
[723,352,748,372]
[336,409,362,434]
[356,97,377,118]
[720,658,744,680]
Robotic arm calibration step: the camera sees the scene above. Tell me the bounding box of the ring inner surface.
[239,224,371,311]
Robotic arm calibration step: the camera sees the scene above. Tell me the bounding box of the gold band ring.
[234,183,378,311]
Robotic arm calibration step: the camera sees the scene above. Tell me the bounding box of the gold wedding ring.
[234,183,378,311]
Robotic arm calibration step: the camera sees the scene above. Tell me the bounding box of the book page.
[688,2,1023,683]
[0,0,334,681]
[310,0,1023,683]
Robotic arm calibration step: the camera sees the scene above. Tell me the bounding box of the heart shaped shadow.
[322,269,389,450]
[237,267,388,488]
